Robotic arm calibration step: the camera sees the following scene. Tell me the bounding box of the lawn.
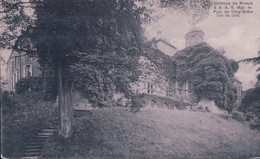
[42,107,260,159]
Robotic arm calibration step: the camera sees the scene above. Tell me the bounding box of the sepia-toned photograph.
[0,0,259,158]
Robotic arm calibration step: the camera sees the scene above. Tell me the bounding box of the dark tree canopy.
[173,42,238,111]
[239,87,260,123]
[1,0,148,138]
[241,87,260,112]
[240,50,260,80]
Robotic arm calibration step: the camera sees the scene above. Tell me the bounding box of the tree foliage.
[239,87,260,124]
[160,0,212,25]
[66,0,146,107]
[241,87,260,112]
[1,0,147,138]
[15,76,58,101]
[240,50,260,80]
[173,42,239,111]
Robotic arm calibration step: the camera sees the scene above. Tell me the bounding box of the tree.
[239,87,260,124]
[1,0,147,138]
[239,49,260,123]
[173,42,238,111]
[240,50,260,80]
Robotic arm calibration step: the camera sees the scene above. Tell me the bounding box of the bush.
[130,94,146,112]
[231,109,247,122]
[15,76,58,102]
[2,92,55,158]
[15,77,43,94]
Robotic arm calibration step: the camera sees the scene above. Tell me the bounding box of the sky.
[145,0,260,90]
[1,0,260,90]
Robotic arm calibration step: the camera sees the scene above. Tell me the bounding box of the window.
[14,57,17,69]
[166,90,172,98]
[11,78,13,90]
[24,64,32,77]
[14,74,17,84]
[16,70,20,81]
[147,83,154,94]
[12,75,16,90]
[12,61,14,73]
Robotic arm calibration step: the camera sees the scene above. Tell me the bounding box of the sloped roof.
[155,39,177,50]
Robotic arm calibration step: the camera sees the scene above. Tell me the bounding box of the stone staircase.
[20,121,59,159]
[18,109,90,158]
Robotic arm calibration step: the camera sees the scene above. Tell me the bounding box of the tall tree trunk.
[58,64,73,138]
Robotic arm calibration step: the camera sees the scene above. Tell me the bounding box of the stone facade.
[6,51,41,91]
[131,39,192,103]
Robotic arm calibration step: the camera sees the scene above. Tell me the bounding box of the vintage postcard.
[1,0,259,158]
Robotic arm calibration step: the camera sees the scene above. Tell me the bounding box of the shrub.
[130,94,146,112]
[15,77,43,94]
[15,76,58,102]
[231,109,247,122]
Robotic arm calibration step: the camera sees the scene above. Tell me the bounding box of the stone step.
[27,142,45,146]
[20,123,58,158]
[32,136,48,140]
[26,145,44,149]
[48,126,58,129]
[30,139,46,143]
[38,132,53,136]
[25,149,42,153]
[22,152,41,157]
[30,138,47,142]
[37,135,51,138]
[41,128,57,132]
[21,156,39,159]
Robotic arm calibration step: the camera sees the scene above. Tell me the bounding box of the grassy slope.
[42,107,260,159]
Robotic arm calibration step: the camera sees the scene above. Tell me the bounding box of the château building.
[6,27,242,107]
[132,27,242,105]
[131,29,198,102]
[6,51,41,91]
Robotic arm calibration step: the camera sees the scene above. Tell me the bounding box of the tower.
[185,27,204,47]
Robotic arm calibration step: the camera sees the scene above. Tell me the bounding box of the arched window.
[24,64,32,77]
